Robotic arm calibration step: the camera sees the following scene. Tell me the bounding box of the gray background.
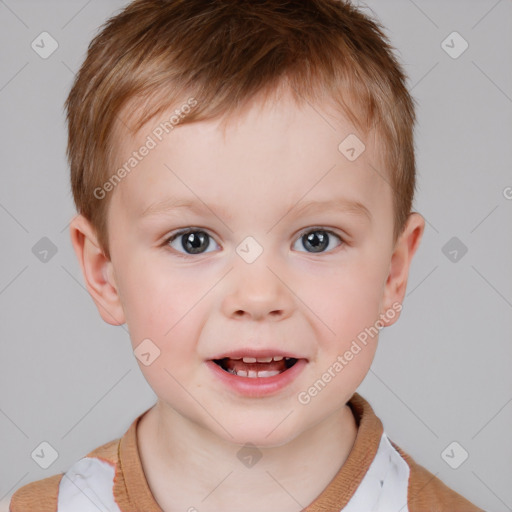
[0,1,511,511]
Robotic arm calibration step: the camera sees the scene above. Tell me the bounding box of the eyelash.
[163,226,344,259]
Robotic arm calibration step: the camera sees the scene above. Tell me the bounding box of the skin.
[70,89,424,512]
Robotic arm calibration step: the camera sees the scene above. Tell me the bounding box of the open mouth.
[212,356,299,378]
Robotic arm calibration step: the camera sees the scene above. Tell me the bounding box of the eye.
[166,229,220,256]
[292,228,343,254]
[164,227,343,257]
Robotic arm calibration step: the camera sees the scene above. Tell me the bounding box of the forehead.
[109,91,391,224]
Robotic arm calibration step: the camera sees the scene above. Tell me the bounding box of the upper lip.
[210,349,306,361]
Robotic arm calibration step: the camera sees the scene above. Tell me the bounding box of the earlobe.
[69,214,125,326]
[380,212,425,326]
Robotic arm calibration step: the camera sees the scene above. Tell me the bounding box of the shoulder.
[389,440,485,512]
[9,474,63,512]
[9,438,121,512]
[332,394,485,512]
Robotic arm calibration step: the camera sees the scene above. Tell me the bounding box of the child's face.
[80,92,422,446]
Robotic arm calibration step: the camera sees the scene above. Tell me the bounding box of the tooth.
[243,357,257,363]
[256,357,273,363]
[273,356,283,361]
[237,370,248,377]
[257,370,280,378]
[247,370,258,378]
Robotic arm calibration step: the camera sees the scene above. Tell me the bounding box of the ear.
[380,212,425,326]
[69,214,125,326]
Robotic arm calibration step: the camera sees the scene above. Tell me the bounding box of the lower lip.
[206,359,307,398]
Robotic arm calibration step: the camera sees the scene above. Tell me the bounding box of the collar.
[116,392,384,511]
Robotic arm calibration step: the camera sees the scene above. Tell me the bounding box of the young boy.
[10,0,484,510]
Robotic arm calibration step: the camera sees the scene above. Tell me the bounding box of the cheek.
[299,255,387,344]
[119,261,206,396]
[117,256,205,342]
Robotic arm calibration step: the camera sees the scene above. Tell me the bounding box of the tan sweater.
[10,393,484,511]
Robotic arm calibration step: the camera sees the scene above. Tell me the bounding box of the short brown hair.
[66,0,417,258]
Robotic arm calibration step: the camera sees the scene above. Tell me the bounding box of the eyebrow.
[292,198,371,221]
[140,196,372,222]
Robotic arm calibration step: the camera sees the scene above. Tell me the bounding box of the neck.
[138,402,357,512]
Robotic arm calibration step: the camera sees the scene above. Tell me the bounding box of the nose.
[221,255,295,322]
